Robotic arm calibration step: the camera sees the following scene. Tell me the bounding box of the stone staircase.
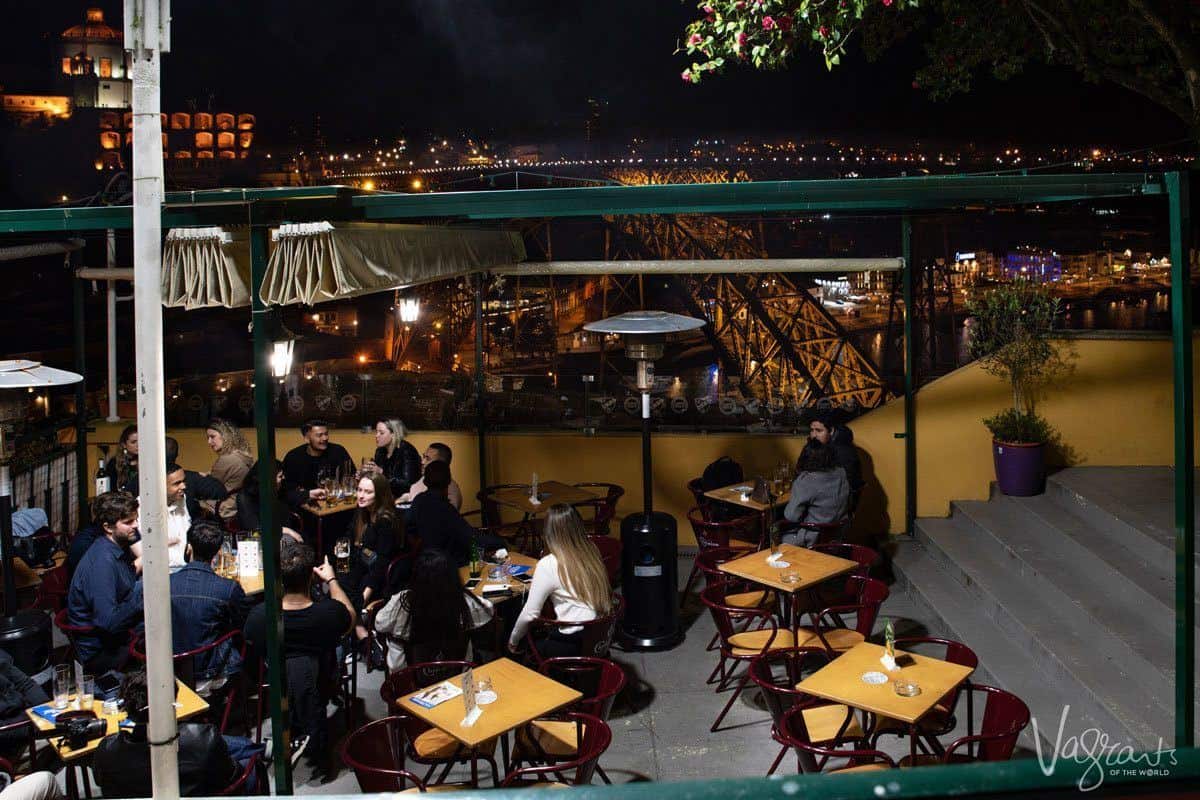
[892,466,1200,751]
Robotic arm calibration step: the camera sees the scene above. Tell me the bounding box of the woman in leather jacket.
[363,417,421,497]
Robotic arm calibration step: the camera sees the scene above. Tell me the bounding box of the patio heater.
[0,360,83,675]
[583,311,704,649]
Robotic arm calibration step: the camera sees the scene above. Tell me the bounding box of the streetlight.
[583,311,704,650]
[398,297,420,323]
[270,339,294,378]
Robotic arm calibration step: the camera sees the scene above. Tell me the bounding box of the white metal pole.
[106,229,120,422]
[127,0,179,797]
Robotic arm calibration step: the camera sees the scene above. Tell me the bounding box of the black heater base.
[0,610,52,676]
[617,511,683,652]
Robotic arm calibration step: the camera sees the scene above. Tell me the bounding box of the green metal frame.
[1,170,1194,793]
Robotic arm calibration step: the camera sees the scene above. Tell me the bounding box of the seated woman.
[374,549,494,670]
[782,439,850,546]
[362,418,422,498]
[343,474,399,640]
[235,459,302,541]
[508,504,612,659]
[206,418,254,519]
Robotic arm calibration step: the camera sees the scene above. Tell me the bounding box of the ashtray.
[861,671,888,685]
[893,680,921,697]
[780,570,800,584]
[476,691,498,705]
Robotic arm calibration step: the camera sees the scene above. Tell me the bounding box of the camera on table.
[53,713,107,750]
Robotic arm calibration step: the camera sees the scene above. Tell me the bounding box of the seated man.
[280,419,351,509]
[244,541,353,780]
[407,461,505,566]
[163,463,191,571]
[169,520,252,689]
[0,650,48,760]
[165,437,228,516]
[66,492,143,673]
[809,412,863,502]
[397,442,463,510]
[782,440,850,546]
[92,670,263,798]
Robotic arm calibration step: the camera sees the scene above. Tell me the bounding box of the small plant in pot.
[966,279,1063,496]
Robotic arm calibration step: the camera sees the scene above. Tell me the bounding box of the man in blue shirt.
[169,520,251,685]
[66,492,143,673]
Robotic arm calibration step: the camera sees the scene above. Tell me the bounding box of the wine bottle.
[94,458,110,495]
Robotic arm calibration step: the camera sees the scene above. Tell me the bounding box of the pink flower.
[688,33,704,46]
[734,1,745,9]
[762,16,777,30]
[681,69,692,82]
[818,25,829,38]
[736,31,748,47]
[702,4,714,12]
[882,0,893,5]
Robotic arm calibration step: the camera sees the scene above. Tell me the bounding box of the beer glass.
[335,538,351,574]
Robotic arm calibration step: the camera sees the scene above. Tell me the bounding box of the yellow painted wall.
[87,333,1198,544]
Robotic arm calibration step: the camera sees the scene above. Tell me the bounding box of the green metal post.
[249,222,293,793]
[901,217,916,535]
[475,272,488,492]
[71,250,89,525]
[1168,171,1194,748]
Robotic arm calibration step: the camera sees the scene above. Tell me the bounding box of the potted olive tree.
[966,279,1062,496]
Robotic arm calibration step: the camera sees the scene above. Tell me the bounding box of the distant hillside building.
[57,7,132,110]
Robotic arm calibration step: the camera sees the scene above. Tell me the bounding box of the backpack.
[701,456,744,492]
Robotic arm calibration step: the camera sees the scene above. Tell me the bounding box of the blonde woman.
[508,504,613,658]
[362,418,421,497]
[205,418,254,518]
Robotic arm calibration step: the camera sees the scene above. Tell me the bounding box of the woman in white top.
[374,549,493,671]
[508,503,613,658]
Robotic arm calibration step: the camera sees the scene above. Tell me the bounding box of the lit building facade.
[56,8,131,110]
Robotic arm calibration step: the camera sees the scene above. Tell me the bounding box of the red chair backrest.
[579,595,623,659]
[694,546,743,582]
[812,543,878,579]
[36,566,70,612]
[380,660,474,746]
[575,483,625,527]
[747,647,835,727]
[128,629,245,690]
[587,535,620,584]
[844,575,889,635]
[686,507,758,551]
[686,478,708,511]
[974,685,1030,761]
[341,716,428,793]
[501,712,611,787]
[54,607,94,637]
[539,657,626,720]
[478,484,530,528]
[895,636,979,714]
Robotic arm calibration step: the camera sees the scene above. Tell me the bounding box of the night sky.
[3,1,1188,147]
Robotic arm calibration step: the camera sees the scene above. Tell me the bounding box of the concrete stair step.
[912,514,1173,748]
[951,496,1200,690]
[1045,468,1200,575]
[891,536,1125,752]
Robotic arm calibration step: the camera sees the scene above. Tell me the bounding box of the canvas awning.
[259,221,526,306]
[162,226,252,309]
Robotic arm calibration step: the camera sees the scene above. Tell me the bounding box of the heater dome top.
[583,311,705,336]
[0,360,83,389]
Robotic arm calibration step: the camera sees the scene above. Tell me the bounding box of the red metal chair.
[53,608,95,666]
[379,661,498,787]
[512,657,626,783]
[810,542,880,609]
[696,546,774,652]
[35,565,70,613]
[749,646,864,774]
[681,507,760,607]
[686,478,710,516]
[701,581,794,732]
[868,637,979,754]
[523,595,623,667]
[777,703,897,774]
[500,713,611,788]
[793,575,889,655]
[461,509,529,553]
[898,684,1030,766]
[341,716,436,793]
[587,535,621,585]
[219,753,268,796]
[572,483,625,536]
[385,534,422,594]
[129,629,246,733]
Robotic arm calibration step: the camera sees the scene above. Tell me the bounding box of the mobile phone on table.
[465,578,481,589]
[515,573,533,585]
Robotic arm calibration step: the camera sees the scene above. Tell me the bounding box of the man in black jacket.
[280,419,351,509]
[407,461,505,566]
[809,412,864,502]
[0,650,48,759]
[92,670,264,798]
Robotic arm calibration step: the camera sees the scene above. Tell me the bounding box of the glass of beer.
[335,538,351,574]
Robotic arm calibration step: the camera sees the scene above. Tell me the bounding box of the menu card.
[461,668,481,726]
[237,538,261,577]
[409,680,463,709]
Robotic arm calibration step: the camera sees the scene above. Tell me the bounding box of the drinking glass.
[79,674,95,710]
[781,568,800,585]
[53,665,71,710]
[335,538,351,574]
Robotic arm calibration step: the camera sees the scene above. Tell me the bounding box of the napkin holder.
[750,476,771,505]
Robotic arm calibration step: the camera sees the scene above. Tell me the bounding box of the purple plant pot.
[992,440,1046,496]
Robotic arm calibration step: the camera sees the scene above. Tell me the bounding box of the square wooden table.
[719,544,857,630]
[27,679,209,799]
[301,496,357,555]
[397,657,581,756]
[490,482,596,516]
[796,641,975,760]
[458,553,540,600]
[704,481,791,513]
[238,572,264,596]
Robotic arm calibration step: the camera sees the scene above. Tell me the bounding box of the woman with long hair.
[508,503,612,658]
[104,425,139,494]
[362,418,421,497]
[374,549,493,670]
[205,418,254,518]
[344,473,399,639]
[782,439,849,546]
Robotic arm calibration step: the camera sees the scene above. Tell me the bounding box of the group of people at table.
[46,417,614,790]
